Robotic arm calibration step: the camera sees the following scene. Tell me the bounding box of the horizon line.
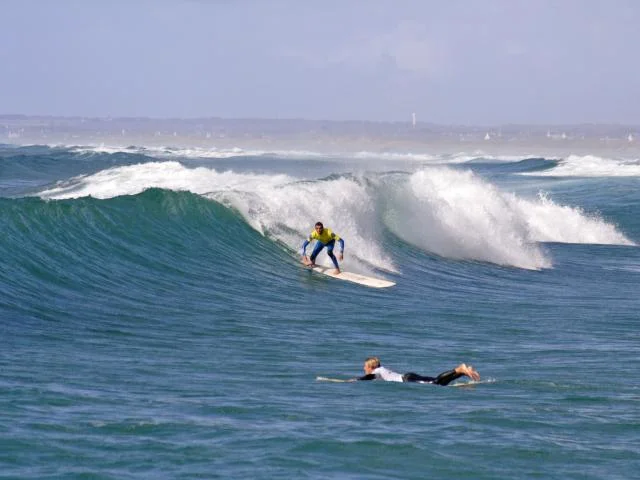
[1,113,639,130]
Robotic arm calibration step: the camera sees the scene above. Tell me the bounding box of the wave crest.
[384,167,633,270]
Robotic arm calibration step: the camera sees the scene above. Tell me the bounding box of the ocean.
[1,123,639,479]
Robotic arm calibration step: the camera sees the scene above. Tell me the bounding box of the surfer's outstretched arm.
[301,239,310,257]
[301,238,315,265]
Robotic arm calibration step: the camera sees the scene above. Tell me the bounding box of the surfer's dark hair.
[315,222,323,228]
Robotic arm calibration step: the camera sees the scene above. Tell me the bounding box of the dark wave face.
[468,157,559,176]
[0,189,302,326]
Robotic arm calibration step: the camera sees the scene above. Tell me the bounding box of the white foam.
[384,167,634,270]
[70,144,132,155]
[37,162,397,274]
[211,174,398,274]
[68,144,255,159]
[525,154,640,177]
[37,161,634,272]
[520,192,634,245]
[63,143,540,165]
[38,161,293,200]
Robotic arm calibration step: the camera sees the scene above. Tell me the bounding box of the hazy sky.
[1,0,638,125]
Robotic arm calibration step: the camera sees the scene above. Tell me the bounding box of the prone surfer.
[301,221,344,274]
[350,356,480,385]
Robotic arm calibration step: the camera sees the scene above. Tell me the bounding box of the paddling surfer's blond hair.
[364,356,381,369]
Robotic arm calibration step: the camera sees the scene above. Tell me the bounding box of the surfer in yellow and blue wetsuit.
[301,221,345,274]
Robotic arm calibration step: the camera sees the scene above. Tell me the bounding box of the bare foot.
[333,269,341,275]
[456,363,480,381]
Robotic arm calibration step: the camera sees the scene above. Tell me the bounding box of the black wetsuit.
[358,369,463,386]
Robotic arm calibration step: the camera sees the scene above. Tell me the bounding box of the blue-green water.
[1,143,639,479]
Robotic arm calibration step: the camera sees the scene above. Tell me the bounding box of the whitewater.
[37,149,633,270]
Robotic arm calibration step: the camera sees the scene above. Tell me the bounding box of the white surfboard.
[317,376,490,386]
[307,264,395,288]
[316,376,352,383]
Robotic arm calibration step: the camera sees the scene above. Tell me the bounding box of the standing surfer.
[301,221,344,274]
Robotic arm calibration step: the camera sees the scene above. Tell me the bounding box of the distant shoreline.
[1,113,638,131]
[2,114,638,157]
